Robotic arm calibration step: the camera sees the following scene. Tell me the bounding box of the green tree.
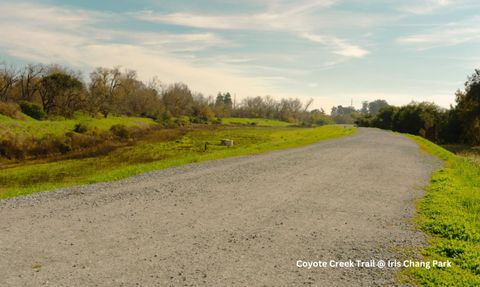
[392,102,444,141]
[456,70,480,144]
[39,72,84,117]
[372,106,398,130]
[368,99,389,115]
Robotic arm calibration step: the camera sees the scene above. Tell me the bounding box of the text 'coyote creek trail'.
[0,128,441,286]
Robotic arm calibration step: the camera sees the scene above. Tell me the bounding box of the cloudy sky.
[1,0,479,110]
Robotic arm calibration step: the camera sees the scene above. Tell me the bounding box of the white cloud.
[399,0,452,15]
[301,33,369,58]
[397,17,480,49]
[132,0,370,59]
[124,32,231,52]
[0,1,314,105]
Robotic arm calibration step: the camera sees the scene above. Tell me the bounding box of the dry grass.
[0,102,25,120]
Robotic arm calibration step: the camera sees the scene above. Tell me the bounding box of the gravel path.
[0,128,441,286]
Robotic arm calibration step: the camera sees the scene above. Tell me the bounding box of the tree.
[331,105,356,116]
[279,98,302,122]
[303,109,333,126]
[331,105,357,124]
[359,99,389,115]
[215,93,224,106]
[191,93,215,123]
[455,70,480,144]
[372,106,398,130]
[223,92,233,109]
[368,99,389,115]
[360,101,369,114]
[390,102,444,141]
[214,92,233,117]
[162,83,194,117]
[89,67,122,117]
[39,71,84,117]
[18,64,44,101]
[0,63,18,102]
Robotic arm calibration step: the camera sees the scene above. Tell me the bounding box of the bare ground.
[0,128,441,286]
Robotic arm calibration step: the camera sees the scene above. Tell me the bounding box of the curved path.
[0,128,441,286]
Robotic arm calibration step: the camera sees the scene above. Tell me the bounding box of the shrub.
[0,102,24,119]
[0,137,25,159]
[19,101,46,120]
[55,139,72,154]
[73,123,88,134]
[110,124,129,140]
[175,116,191,126]
[140,111,159,121]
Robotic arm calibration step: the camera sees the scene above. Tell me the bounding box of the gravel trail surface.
[0,128,441,286]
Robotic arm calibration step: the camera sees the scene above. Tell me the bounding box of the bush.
[175,116,191,126]
[55,139,72,154]
[0,102,24,119]
[110,124,129,140]
[140,111,159,121]
[19,101,46,120]
[73,123,88,134]
[0,137,26,159]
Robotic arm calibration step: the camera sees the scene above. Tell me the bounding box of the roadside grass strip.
[402,135,480,286]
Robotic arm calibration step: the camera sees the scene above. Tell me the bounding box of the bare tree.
[89,67,122,117]
[304,98,314,112]
[0,62,18,101]
[162,83,194,116]
[19,64,45,101]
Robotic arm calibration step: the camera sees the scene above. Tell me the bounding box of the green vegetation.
[19,101,46,120]
[0,63,334,127]
[221,117,292,127]
[356,69,480,146]
[401,135,480,286]
[0,113,155,139]
[0,125,354,199]
[443,145,480,165]
[0,114,157,161]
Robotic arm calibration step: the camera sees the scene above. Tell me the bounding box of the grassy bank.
[0,125,354,199]
[221,117,293,127]
[0,113,155,139]
[402,135,480,286]
[0,114,157,162]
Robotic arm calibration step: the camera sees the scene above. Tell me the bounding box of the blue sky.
[1,0,479,110]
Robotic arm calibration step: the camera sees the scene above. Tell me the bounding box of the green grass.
[442,144,480,165]
[0,113,156,139]
[0,125,354,199]
[401,135,480,286]
[221,117,293,127]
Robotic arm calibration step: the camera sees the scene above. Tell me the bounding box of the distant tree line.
[0,62,332,126]
[354,70,480,145]
[231,96,331,125]
[328,99,390,124]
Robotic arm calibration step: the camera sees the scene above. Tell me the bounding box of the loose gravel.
[0,128,441,286]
